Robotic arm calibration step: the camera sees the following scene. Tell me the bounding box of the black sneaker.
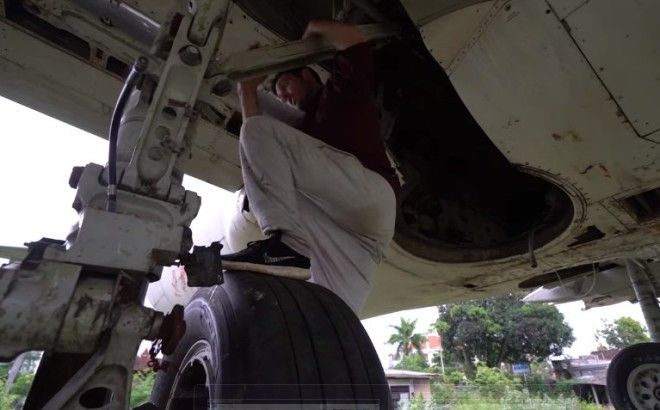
[221,233,311,279]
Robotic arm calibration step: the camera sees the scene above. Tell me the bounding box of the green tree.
[387,318,426,359]
[434,294,574,369]
[0,378,19,410]
[394,353,430,372]
[596,316,650,349]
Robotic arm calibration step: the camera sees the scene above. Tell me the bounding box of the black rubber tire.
[150,272,392,409]
[606,342,660,410]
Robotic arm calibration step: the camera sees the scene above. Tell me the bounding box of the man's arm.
[303,20,366,50]
[237,76,264,121]
[238,21,366,121]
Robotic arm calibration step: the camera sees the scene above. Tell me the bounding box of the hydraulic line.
[106,56,148,212]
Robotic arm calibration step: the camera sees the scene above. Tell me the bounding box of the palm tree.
[387,318,426,359]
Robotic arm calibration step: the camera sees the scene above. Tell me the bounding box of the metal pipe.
[626,259,660,342]
[72,0,161,46]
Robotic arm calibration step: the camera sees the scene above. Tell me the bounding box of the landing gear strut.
[606,259,660,409]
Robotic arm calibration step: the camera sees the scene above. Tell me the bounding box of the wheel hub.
[167,340,213,410]
[627,363,660,409]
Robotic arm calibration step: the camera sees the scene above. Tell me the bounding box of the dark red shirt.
[299,42,400,196]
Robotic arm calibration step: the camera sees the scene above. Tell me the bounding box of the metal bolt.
[179,45,202,66]
[212,79,233,97]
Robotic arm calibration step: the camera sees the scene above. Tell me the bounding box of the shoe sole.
[222,260,311,281]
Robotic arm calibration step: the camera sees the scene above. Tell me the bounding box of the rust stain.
[579,164,594,175]
[92,301,110,325]
[598,164,612,178]
[73,295,93,318]
[579,163,611,178]
[506,11,520,22]
[552,131,581,141]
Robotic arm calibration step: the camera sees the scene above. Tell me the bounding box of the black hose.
[107,56,148,212]
[528,226,538,268]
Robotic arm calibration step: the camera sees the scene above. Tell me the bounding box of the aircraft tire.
[606,342,660,409]
[150,271,392,409]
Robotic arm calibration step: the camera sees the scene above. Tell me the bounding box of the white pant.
[239,115,396,313]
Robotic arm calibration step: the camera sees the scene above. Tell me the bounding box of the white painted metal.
[417,1,496,70]
[44,302,163,410]
[446,0,656,202]
[97,0,180,27]
[545,0,587,20]
[358,0,660,316]
[0,18,121,139]
[0,261,81,360]
[42,163,198,273]
[400,0,493,26]
[523,262,660,309]
[29,0,164,70]
[0,0,659,319]
[563,0,660,136]
[0,18,244,190]
[120,13,222,199]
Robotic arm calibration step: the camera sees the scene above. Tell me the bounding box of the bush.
[130,370,156,407]
[473,366,514,397]
[524,372,546,396]
[431,381,457,405]
[427,365,594,410]
[442,368,470,385]
[554,377,575,396]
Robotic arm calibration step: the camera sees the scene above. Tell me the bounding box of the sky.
[0,95,649,368]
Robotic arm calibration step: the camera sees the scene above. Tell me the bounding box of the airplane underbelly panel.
[443,0,658,203]
[563,0,660,137]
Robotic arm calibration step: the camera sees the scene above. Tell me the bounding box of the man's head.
[272,67,322,111]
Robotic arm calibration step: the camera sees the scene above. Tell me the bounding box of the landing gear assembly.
[0,1,395,408]
[606,259,660,410]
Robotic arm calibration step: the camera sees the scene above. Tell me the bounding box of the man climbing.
[221,20,399,313]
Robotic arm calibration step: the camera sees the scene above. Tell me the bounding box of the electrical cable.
[106,56,149,212]
[553,263,599,298]
[528,225,538,268]
[577,263,599,299]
